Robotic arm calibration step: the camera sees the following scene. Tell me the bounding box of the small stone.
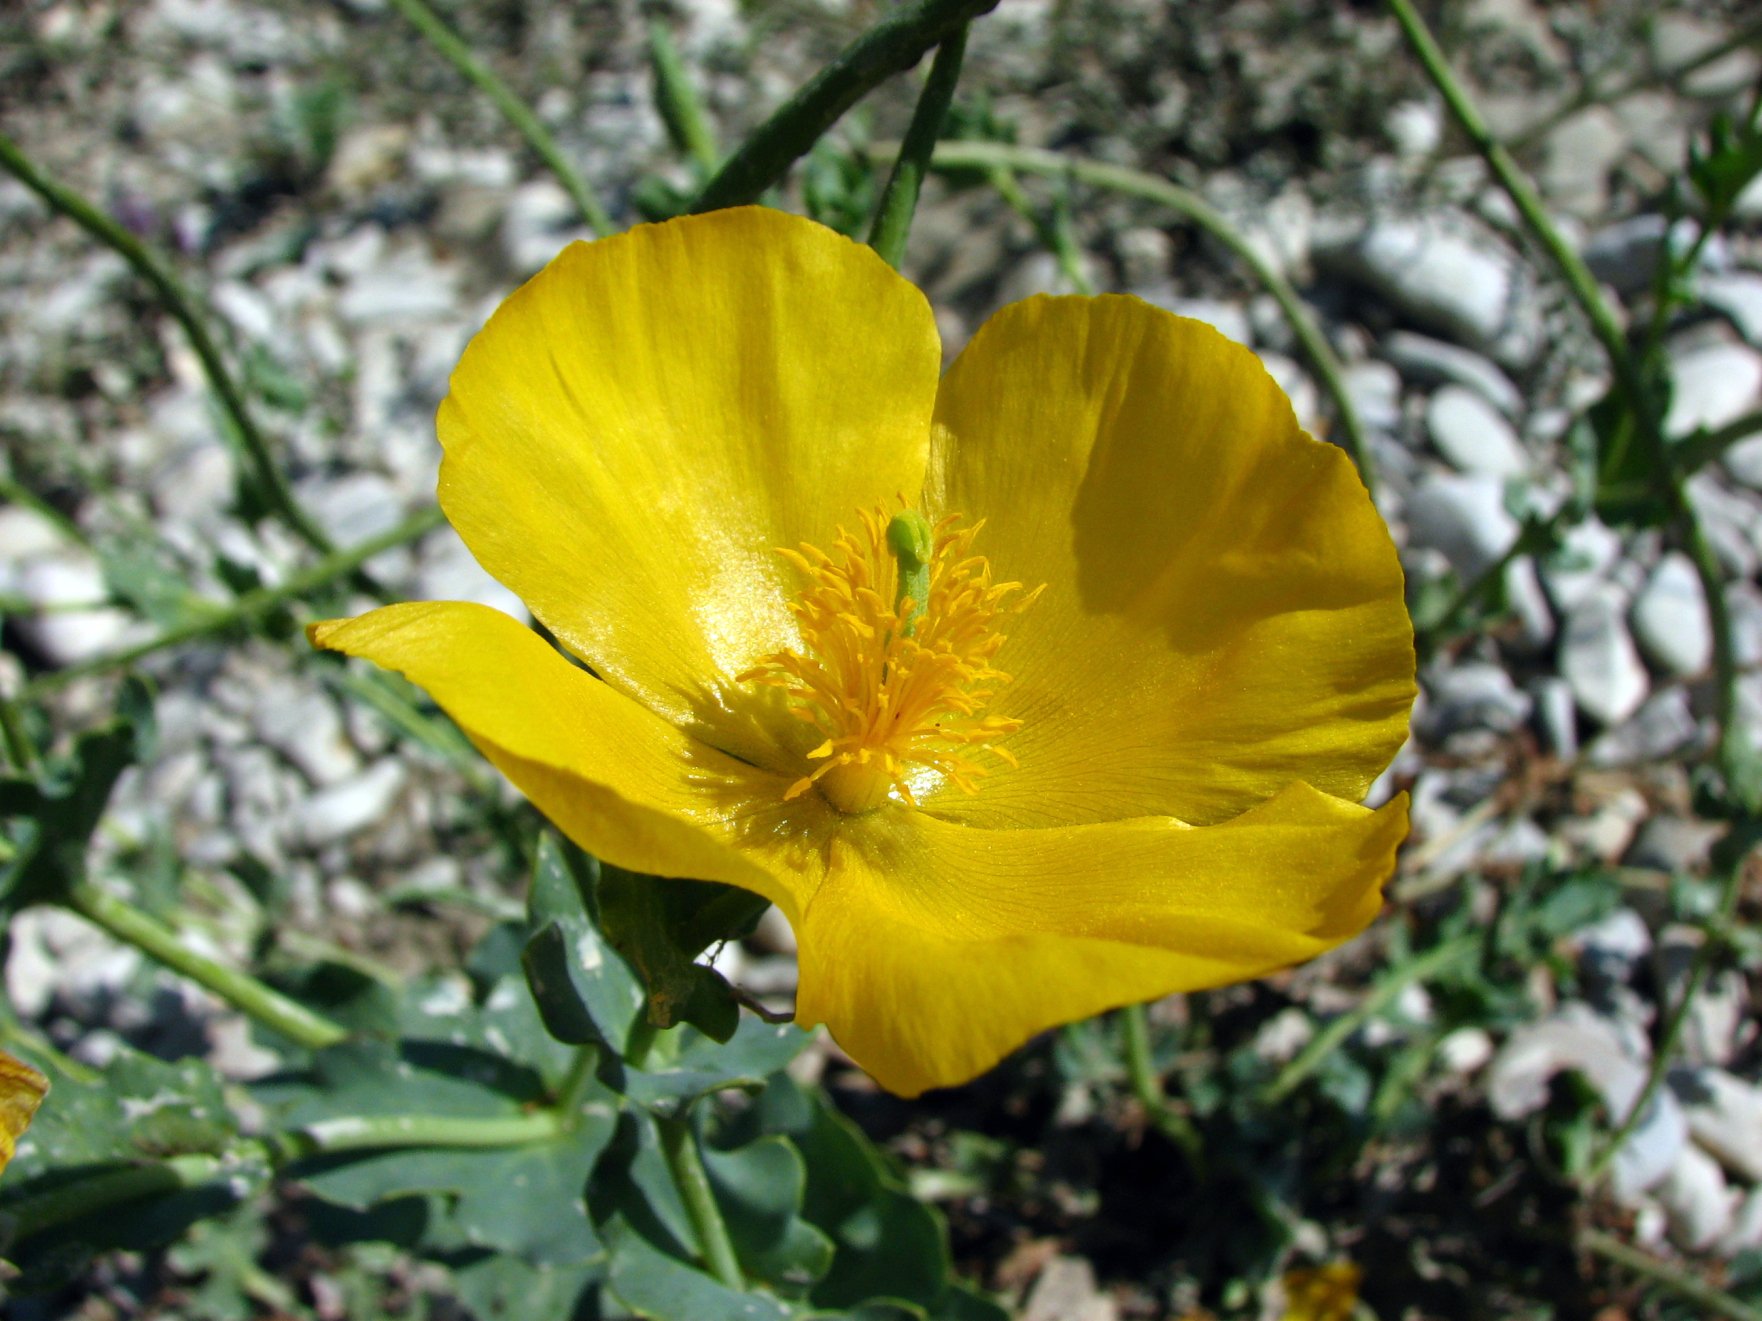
[1529,676,1579,758]
[1717,1188,1762,1258]
[1664,340,1762,441]
[1342,359,1403,432]
[1114,227,1172,287]
[1418,662,1532,739]
[1560,583,1649,726]
[255,688,358,787]
[10,556,135,666]
[1022,1256,1116,1321]
[1406,473,1519,580]
[1725,582,1762,668]
[998,250,1096,304]
[297,470,406,548]
[1574,908,1652,988]
[1541,518,1622,613]
[1539,108,1629,217]
[1383,330,1523,417]
[1437,1026,1493,1074]
[414,534,528,619]
[1504,558,1555,654]
[1687,475,1762,577]
[293,760,407,848]
[1704,271,1762,346]
[1630,553,1712,676]
[1651,14,1761,98]
[1657,1141,1736,1251]
[1624,816,1724,875]
[1585,688,1701,767]
[1427,384,1528,476]
[1322,219,1517,350]
[1386,100,1443,157]
[1582,215,1669,297]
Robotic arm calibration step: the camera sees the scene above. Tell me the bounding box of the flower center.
[739,506,1040,814]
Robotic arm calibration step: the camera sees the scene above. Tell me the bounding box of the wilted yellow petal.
[1282,1261,1362,1321]
[0,1050,48,1177]
[793,784,1407,1096]
[924,295,1414,829]
[436,206,940,770]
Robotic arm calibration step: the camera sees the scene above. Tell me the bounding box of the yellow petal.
[436,207,940,771]
[0,1050,48,1177]
[924,296,1414,828]
[310,603,812,919]
[793,783,1407,1097]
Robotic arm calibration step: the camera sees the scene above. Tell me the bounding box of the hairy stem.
[690,0,999,213]
[656,1112,745,1290]
[868,28,969,268]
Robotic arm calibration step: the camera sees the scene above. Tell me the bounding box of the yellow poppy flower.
[311,207,1414,1097]
[0,1049,47,1176]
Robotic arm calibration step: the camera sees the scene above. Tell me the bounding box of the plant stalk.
[867,27,969,268]
[656,1112,745,1290]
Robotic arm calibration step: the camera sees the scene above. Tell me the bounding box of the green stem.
[649,19,720,173]
[867,27,968,268]
[1263,934,1478,1103]
[987,166,1094,295]
[1580,1227,1762,1321]
[20,504,445,701]
[917,139,1376,498]
[1588,828,1759,1184]
[689,0,999,213]
[2,1152,231,1240]
[380,0,611,235]
[1508,15,1762,152]
[0,696,38,773]
[65,879,348,1052]
[0,133,334,558]
[655,1112,744,1290]
[552,1046,602,1125]
[1385,0,1651,447]
[283,1109,567,1157]
[1119,1003,1204,1174]
[1415,514,1559,660]
[1680,409,1762,476]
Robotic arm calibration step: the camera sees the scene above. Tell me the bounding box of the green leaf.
[0,697,147,913]
[617,1017,807,1113]
[522,835,646,1054]
[703,1133,834,1294]
[596,865,771,1042]
[734,1077,1004,1320]
[603,1215,790,1321]
[445,1250,602,1321]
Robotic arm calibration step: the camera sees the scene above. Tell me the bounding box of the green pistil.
[885,511,934,636]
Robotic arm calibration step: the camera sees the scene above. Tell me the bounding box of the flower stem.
[20,504,445,701]
[65,879,348,1052]
[867,27,969,269]
[648,20,720,174]
[284,1109,568,1157]
[655,1112,744,1290]
[0,132,335,559]
[1263,934,1479,1103]
[1588,827,1760,1185]
[1119,1003,1203,1174]
[689,0,999,214]
[913,139,1376,499]
[1679,409,1762,477]
[380,0,611,235]
[2,1152,232,1240]
[1579,1226,1762,1321]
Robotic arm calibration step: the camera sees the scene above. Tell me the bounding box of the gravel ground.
[4,0,1762,1315]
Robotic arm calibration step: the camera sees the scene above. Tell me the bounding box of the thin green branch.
[379,0,612,235]
[689,0,999,213]
[916,139,1377,498]
[0,133,335,558]
[648,19,720,174]
[868,28,969,268]
[1263,934,1479,1103]
[1509,15,1762,152]
[19,504,445,701]
[987,166,1095,294]
[283,1109,567,1158]
[1384,0,1651,452]
[1589,829,1760,1184]
[656,1113,744,1290]
[1580,1227,1762,1321]
[66,879,348,1052]
[1680,409,1762,476]
[1,1152,231,1240]
[1119,1003,1204,1175]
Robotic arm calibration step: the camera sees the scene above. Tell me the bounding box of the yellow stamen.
[738,506,1041,814]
